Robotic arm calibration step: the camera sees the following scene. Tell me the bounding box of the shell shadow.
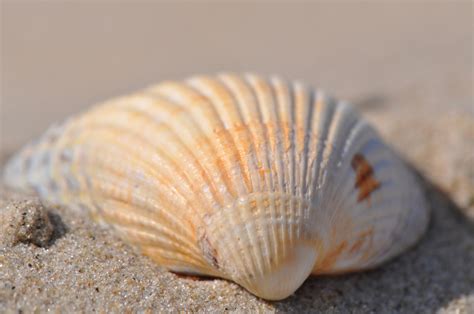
[353,94,389,111]
[272,164,474,313]
[45,211,68,247]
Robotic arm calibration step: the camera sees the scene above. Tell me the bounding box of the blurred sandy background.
[2,2,471,151]
[1,1,473,313]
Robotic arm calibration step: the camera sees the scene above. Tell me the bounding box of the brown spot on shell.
[351,153,381,203]
[199,233,219,269]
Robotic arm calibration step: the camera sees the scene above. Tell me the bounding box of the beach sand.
[1,2,473,312]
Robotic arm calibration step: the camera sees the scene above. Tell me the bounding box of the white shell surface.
[3,73,429,300]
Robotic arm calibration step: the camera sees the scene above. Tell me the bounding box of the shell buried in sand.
[3,73,429,300]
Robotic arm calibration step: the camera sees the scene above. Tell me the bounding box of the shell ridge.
[86,171,208,269]
[327,140,381,262]
[101,198,203,260]
[186,77,251,196]
[339,119,371,164]
[45,120,85,205]
[251,76,288,272]
[307,92,336,221]
[180,80,248,199]
[70,129,211,256]
[224,198,254,287]
[216,74,263,196]
[120,95,222,212]
[185,76,264,278]
[72,118,207,223]
[243,74,276,277]
[298,87,317,243]
[309,97,352,266]
[184,78,275,279]
[314,97,340,192]
[317,102,362,211]
[216,77,269,275]
[268,77,290,270]
[313,99,350,223]
[214,74,268,280]
[36,124,65,204]
[321,125,422,271]
[292,82,310,244]
[134,95,235,213]
[154,83,238,203]
[18,121,68,196]
[32,127,60,202]
[305,94,337,243]
[80,147,194,237]
[300,88,316,197]
[286,82,298,251]
[269,76,293,264]
[140,244,215,274]
[329,121,375,207]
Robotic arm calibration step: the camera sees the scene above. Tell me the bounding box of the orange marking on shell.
[212,126,252,192]
[349,228,374,254]
[315,241,348,272]
[351,153,381,203]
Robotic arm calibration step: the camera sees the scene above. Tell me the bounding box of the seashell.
[3,73,429,300]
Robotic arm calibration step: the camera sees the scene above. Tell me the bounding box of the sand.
[1,2,473,313]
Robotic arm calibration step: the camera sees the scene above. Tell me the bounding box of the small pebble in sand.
[0,200,54,248]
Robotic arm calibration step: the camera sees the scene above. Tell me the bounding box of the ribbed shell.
[3,73,429,300]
